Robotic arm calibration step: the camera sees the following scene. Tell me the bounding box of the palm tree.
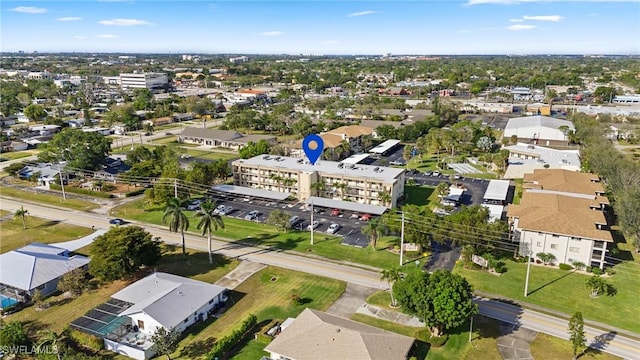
[196,200,224,264]
[380,267,401,307]
[435,182,449,199]
[377,192,392,206]
[13,205,29,230]
[163,197,190,256]
[362,218,388,250]
[585,275,607,297]
[310,180,326,196]
[37,329,66,360]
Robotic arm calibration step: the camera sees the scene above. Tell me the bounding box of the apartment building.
[508,169,611,269]
[232,155,405,208]
[119,72,169,91]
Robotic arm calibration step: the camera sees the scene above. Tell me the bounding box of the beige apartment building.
[232,155,405,208]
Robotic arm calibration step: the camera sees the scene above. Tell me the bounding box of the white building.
[119,73,169,91]
[232,155,405,208]
[503,115,575,146]
[503,143,581,179]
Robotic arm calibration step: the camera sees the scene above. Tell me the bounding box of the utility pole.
[524,237,532,297]
[310,200,314,245]
[174,179,178,198]
[57,163,66,200]
[400,211,405,266]
[469,316,474,342]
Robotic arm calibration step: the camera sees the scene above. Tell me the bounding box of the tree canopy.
[393,270,477,337]
[39,129,112,171]
[89,226,161,282]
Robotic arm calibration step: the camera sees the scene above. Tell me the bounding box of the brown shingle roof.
[291,133,344,149]
[523,169,605,197]
[179,127,274,143]
[327,125,373,138]
[507,192,612,242]
[264,308,414,360]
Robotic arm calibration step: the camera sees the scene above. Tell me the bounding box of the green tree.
[163,197,190,256]
[377,192,392,207]
[585,275,608,297]
[89,226,161,282]
[13,205,28,230]
[568,311,586,360]
[0,321,29,347]
[239,139,271,159]
[266,209,291,232]
[614,188,640,253]
[196,200,224,264]
[23,104,47,122]
[380,266,401,307]
[362,218,387,250]
[476,136,492,152]
[39,129,112,171]
[57,268,87,297]
[393,270,477,337]
[150,327,180,360]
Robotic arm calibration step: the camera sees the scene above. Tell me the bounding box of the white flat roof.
[484,180,510,201]
[481,204,504,222]
[305,197,388,215]
[236,155,404,183]
[370,139,401,154]
[505,143,580,166]
[211,184,290,201]
[340,153,370,165]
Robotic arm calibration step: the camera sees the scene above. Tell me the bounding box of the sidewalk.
[355,303,424,327]
[214,260,265,290]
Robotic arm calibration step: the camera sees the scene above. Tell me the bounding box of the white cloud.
[98,18,152,26]
[261,31,283,36]
[96,34,119,38]
[509,18,525,22]
[505,24,537,30]
[73,35,87,39]
[10,6,47,14]
[322,40,338,44]
[523,15,564,21]
[347,10,379,17]
[469,0,638,4]
[56,17,82,22]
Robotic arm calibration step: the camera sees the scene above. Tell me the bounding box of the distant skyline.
[2,0,640,55]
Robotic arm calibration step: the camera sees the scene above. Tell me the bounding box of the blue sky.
[2,0,639,55]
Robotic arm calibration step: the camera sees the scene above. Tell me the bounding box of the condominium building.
[232,155,405,208]
[119,72,169,90]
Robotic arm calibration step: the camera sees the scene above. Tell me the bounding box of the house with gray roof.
[265,308,415,360]
[0,243,90,305]
[178,126,276,150]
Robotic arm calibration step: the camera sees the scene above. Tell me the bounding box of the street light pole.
[524,237,532,297]
[310,200,314,245]
[57,162,66,200]
[400,211,405,266]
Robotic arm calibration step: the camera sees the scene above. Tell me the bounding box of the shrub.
[605,267,616,276]
[68,329,103,351]
[592,267,603,275]
[206,314,257,360]
[415,329,449,347]
[559,263,573,270]
[50,184,113,198]
[125,188,146,197]
[101,183,117,192]
[290,294,304,306]
[494,261,507,273]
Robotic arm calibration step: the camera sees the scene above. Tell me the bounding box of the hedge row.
[206,314,257,360]
[125,188,146,197]
[50,184,114,198]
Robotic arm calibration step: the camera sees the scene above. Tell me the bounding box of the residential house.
[71,272,228,360]
[17,163,68,187]
[264,308,415,360]
[178,127,276,150]
[94,157,131,182]
[0,243,90,305]
[0,140,28,152]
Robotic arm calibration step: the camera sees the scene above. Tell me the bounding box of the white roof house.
[0,243,89,296]
[111,272,227,332]
[503,116,574,143]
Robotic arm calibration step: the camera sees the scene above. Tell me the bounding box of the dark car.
[109,218,125,225]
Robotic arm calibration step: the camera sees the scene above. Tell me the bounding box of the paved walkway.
[496,322,537,360]
[214,260,265,290]
[355,303,424,327]
[326,283,376,318]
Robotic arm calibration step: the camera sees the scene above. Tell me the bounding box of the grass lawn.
[512,178,523,205]
[0,214,93,253]
[182,149,238,162]
[454,261,639,333]
[350,313,501,360]
[110,199,430,270]
[0,149,39,161]
[0,186,100,212]
[404,185,434,206]
[530,333,621,360]
[174,266,346,359]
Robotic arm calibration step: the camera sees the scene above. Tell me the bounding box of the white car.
[289,215,300,226]
[307,221,320,230]
[432,171,441,177]
[245,210,259,221]
[219,206,234,215]
[326,223,341,234]
[213,205,225,215]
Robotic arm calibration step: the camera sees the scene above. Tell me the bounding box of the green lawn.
[530,333,621,360]
[110,199,430,270]
[175,266,346,359]
[0,149,39,161]
[512,178,524,204]
[404,185,434,206]
[0,186,100,211]
[454,261,639,333]
[0,214,94,253]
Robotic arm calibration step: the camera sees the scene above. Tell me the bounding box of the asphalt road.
[1,198,638,359]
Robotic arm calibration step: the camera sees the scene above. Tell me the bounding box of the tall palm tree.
[377,192,392,207]
[380,267,401,307]
[362,218,388,250]
[196,200,225,264]
[37,329,66,360]
[310,180,326,196]
[13,205,29,230]
[163,197,190,256]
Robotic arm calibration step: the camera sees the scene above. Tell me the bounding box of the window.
[536,242,542,247]
[550,244,558,250]
[184,319,188,323]
[137,320,145,330]
[569,247,580,253]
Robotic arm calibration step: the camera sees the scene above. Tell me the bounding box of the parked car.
[432,171,441,177]
[109,218,125,225]
[359,214,372,221]
[330,208,342,216]
[245,210,259,221]
[390,159,406,166]
[424,171,433,176]
[307,221,320,230]
[326,223,341,234]
[289,215,300,226]
[213,205,225,215]
[219,206,234,215]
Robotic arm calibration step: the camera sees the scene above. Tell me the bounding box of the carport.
[483,180,510,205]
[304,197,387,215]
[210,184,290,201]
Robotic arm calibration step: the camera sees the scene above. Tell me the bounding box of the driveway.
[496,322,537,360]
[423,242,461,273]
[326,283,376,318]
